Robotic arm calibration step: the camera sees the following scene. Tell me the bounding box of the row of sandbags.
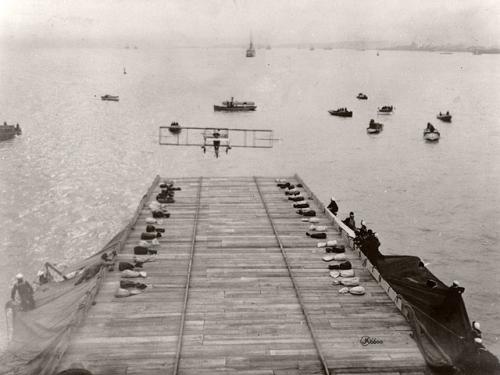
[276,179,365,296]
[115,180,180,298]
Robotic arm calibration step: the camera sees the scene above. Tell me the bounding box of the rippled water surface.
[0,46,499,354]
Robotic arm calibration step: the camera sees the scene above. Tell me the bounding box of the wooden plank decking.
[57,176,428,375]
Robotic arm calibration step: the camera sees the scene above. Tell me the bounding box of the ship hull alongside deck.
[57,176,428,375]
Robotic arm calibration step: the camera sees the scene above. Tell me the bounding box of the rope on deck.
[173,177,203,375]
[253,177,331,375]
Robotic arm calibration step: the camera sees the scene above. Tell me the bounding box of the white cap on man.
[331,196,336,201]
[473,321,481,330]
[16,273,23,280]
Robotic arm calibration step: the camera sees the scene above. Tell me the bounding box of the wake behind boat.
[214,97,256,112]
[328,108,353,117]
[0,122,22,141]
[101,95,119,102]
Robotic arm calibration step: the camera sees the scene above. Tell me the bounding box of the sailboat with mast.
[246,35,256,57]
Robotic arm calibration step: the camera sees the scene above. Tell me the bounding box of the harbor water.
[0,46,499,355]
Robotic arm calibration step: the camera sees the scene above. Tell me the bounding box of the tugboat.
[328,108,353,117]
[214,97,256,112]
[101,95,119,102]
[377,105,393,114]
[168,122,181,134]
[437,111,452,122]
[424,122,440,142]
[0,122,22,141]
[367,119,383,134]
[356,93,368,100]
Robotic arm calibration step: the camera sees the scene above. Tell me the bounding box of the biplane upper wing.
[159,126,274,148]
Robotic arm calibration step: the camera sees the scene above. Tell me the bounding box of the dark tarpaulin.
[372,254,500,374]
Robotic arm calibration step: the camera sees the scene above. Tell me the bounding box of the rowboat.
[101,95,119,102]
[437,113,452,122]
[367,119,383,134]
[377,105,393,114]
[168,122,181,134]
[424,129,440,141]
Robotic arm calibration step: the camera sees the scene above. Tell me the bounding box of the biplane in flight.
[159,123,275,158]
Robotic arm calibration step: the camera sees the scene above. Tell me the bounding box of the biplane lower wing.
[159,126,274,148]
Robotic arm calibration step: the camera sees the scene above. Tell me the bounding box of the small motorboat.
[356,93,368,100]
[0,122,22,141]
[328,108,353,117]
[168,122,181,134]
[101,95,119,102]
[437,112,452,122]
[424,129,440,142]
[377,105,393,114]
[367,119,383,134]
[214,97,256,112]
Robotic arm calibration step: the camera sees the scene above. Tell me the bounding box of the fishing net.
[0,231,124,375]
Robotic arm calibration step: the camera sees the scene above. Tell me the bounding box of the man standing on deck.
[327,197,338,215]
[11,274,35,311]
[342,212,356,231]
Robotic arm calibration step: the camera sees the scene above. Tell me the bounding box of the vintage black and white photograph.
[0,0,499,374]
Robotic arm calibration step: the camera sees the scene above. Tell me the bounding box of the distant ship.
[101,95,119,102]
[0,122,22,141]
[214,97,256,112]
[246,37,256,58]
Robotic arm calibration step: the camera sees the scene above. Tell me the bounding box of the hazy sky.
[1,0,499,47]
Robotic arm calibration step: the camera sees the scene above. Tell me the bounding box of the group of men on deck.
[327,197,382,265]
